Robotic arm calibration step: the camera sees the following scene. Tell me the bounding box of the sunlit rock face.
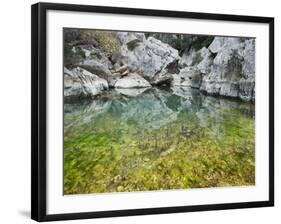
[174,37,255,101]
[199,37,255,101]
[64,67,108,99]
[80,59,117,87]
[116,32,180,83]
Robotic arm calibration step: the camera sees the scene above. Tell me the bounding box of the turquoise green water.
[64,87,255,195]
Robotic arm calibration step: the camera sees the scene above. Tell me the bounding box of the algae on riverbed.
[63,87,255,195]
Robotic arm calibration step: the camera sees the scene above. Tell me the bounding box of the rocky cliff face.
[64,29,255,101]
[174,37,255,101]
[199,37,255,101]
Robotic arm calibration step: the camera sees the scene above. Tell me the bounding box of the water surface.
[64,87,255,194]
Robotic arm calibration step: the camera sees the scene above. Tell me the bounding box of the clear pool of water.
[64,87,255,194]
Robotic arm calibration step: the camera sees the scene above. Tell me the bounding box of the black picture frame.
[31,2,274,222]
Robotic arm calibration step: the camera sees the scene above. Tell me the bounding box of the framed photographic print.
[31,2,274,222]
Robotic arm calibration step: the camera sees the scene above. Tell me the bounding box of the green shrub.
[84,31,121,55]
[64,29,121,66]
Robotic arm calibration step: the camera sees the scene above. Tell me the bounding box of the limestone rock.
[114,73,151,88]
[64,67,108,99]
[80,59,116,87]
[197,47,212,74]
[180,49,197,67]
[116,33,180,82]
[198,37,256,101]
[172,67,202,88]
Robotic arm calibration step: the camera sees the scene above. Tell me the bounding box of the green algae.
[63,87,255,194]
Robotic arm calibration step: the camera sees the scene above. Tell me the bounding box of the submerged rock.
[64,67,108,99]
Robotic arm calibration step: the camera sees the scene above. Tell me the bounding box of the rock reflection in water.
[64,87,254,131]
[64,87,255,194]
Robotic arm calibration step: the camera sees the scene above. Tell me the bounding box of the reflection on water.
[64,87,255,194]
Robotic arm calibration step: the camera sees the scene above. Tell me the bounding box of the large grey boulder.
[116,33,180,83]
[80,59,117,87]
[64,67,108,99]
[114,73,151,88]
